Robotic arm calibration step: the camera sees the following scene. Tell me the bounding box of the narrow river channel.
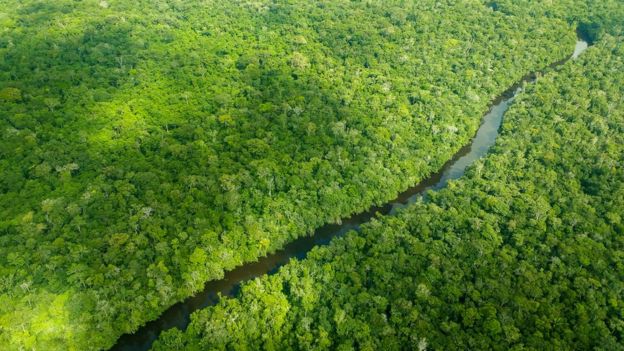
[110,39,589,351]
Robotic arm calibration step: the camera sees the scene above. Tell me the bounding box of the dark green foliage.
[153,35,624,350]
[487,0,624,42]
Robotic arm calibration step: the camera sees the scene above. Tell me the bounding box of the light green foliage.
[152,34,624,351]
[0,87,21,102]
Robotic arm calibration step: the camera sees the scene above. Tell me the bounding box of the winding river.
[110,39,589,351]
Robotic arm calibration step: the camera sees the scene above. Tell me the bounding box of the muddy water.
[110,40,588,351]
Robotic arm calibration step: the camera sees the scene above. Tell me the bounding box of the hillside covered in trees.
[1,0,623,350]
[153,34,624,350]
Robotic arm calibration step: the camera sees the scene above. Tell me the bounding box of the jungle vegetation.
[0,0,622,350]
[153,34,624,350]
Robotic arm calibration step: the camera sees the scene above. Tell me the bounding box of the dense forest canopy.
[0,0,623,350]
[153,34,624,350]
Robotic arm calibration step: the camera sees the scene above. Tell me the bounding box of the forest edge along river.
[111,37,591,351]
[110,38,589,351]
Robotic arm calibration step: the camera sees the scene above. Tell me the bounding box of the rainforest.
[0,1,623,350]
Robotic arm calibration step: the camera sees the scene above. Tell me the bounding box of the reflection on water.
[573,40,588,59]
